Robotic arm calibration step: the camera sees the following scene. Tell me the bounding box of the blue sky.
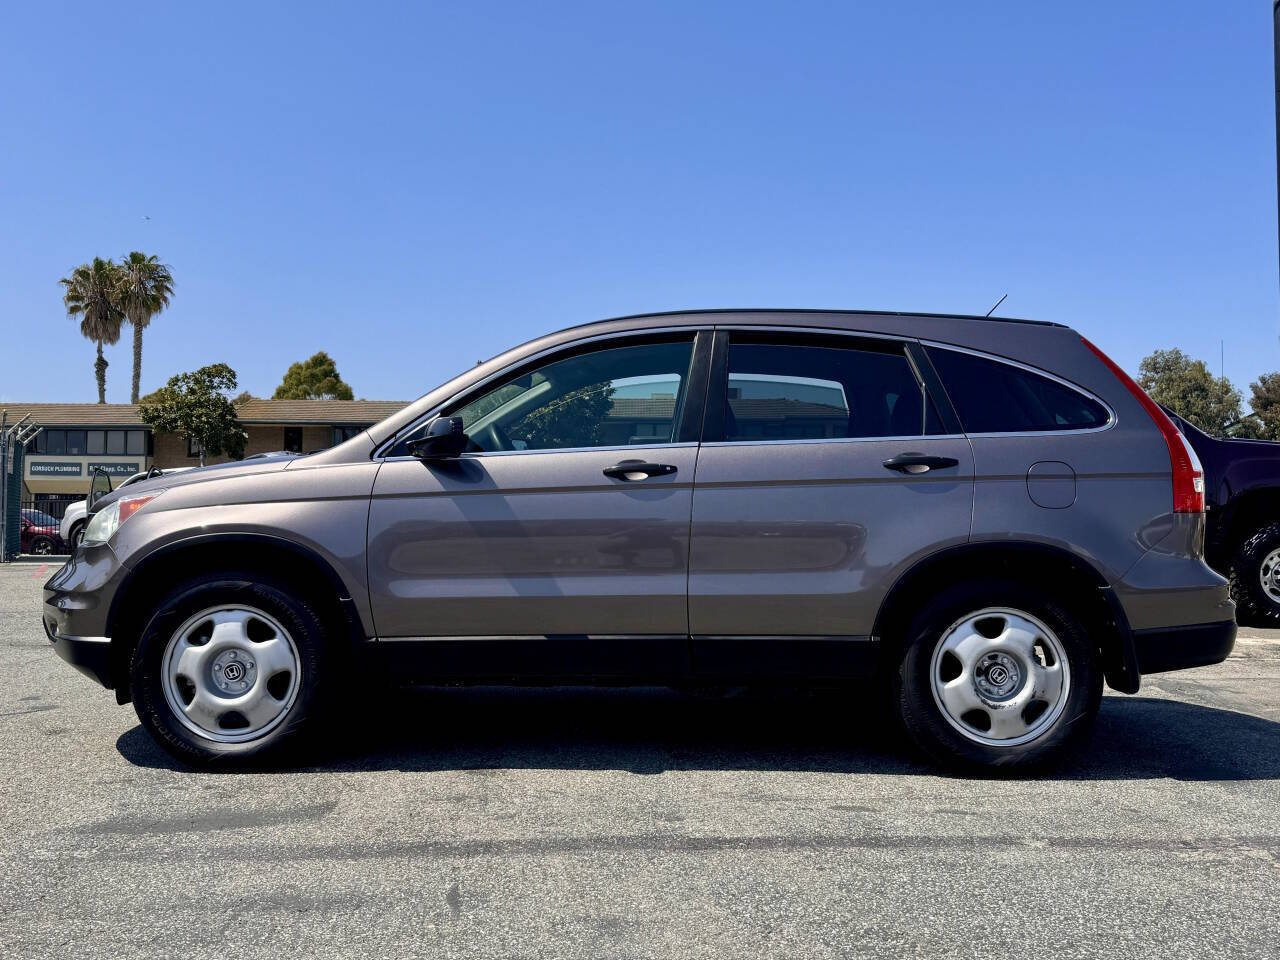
[1,1,1276,404]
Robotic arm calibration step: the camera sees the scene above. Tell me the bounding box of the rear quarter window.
[927,346,1110,434]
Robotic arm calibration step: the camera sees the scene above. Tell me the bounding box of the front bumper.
[43,546,128,690]
[1133,619,1236,675]
[43,617,114,688]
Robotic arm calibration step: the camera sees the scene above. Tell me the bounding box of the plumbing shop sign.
[28,461,140,477]
[88,462,141,477]
[29,462,81,477]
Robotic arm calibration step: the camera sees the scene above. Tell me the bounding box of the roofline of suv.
[595,307,1066,328]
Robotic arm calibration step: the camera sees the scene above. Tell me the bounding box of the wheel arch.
[106,533,368,704]
[872,541,1139,694]
[1213,486,1280,567]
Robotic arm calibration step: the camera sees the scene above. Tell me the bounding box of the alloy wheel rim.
[929,607,1071,747]
[1259,548,1280,603]
[160,605,301,744]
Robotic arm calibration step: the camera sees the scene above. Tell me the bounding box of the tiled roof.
[0,403,144,427]
[234,399,409,424]
[1,399,410,428]
[608,397,678,418]
[608,397,846,420]
[724,398,847,419]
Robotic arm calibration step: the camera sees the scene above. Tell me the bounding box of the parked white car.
[60,467,196,550]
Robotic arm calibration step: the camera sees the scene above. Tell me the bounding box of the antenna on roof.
[984,293,1008,318]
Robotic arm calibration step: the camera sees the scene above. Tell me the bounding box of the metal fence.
[2,416,41,560]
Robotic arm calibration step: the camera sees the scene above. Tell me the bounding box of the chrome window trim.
[374,325,706,460]
[916,339,1117,437]
[458,441,698,460]
[701,434,967,449]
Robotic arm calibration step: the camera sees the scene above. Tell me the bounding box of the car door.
[368,330,711,677]
[687,329,975,678]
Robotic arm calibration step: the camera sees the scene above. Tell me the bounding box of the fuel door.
[1027,460,1076,509]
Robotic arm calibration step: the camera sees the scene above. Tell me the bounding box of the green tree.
[510,381,616,449]
[138,363,246,466]
[116,251,175,404]
[1244,373,1280,442]
[60,257,124,403]
[273,351,354,400]
[1137,348,1242,436]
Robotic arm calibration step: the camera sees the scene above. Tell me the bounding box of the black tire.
[68,522,85,551]
[892,579,1102,773]
[29,536,55,556]
[130,572,332,766]
[1229,523,1280,625]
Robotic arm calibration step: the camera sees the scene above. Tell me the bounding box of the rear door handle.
[882,453,960,474]
[603,460,678,481]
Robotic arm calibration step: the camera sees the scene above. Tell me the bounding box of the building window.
[30,428,147,456]
[284,427,303,453]
[331,425,364,446]
[188,437,204,458]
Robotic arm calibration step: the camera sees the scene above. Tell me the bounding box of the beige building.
[5,393,724,506]
[3,399,407,500]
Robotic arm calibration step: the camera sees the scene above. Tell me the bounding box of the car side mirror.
[408,417,468,461]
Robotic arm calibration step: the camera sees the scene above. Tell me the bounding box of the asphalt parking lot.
[1,561,1277,959]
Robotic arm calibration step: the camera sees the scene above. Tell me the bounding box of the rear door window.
[926,346,1110,434]
[722,336,943,441]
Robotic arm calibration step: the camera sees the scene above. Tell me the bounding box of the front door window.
[441,337,697,454]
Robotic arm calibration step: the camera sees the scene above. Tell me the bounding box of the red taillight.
[1080,336,1205,513]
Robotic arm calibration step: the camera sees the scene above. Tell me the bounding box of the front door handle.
[603,460,678,481]
[882,453,960,475]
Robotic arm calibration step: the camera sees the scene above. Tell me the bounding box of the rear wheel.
[893,580,1102,772]
[1229,523,1280,625]
[130,573,331,765]
[29,536,55,555]
[68,522,85,551]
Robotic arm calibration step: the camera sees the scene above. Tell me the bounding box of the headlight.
[82,491,164,546]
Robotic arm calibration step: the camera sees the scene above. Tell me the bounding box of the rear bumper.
[1133,619,1236,675]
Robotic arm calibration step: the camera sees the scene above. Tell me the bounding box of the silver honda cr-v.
[44,310,1235,770]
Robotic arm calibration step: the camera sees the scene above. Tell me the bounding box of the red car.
[20,509,64,555]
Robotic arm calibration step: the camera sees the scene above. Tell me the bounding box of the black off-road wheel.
[1229,523,1280,626]
[130,572,333,766]
[893,579,1102,773]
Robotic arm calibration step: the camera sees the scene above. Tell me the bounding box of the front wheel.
[893,580,1102,772]
[131,574,332,765]
[68,522,85,552]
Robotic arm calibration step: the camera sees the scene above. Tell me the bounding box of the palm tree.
[60,258,125,403]
[117,251,174,403]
